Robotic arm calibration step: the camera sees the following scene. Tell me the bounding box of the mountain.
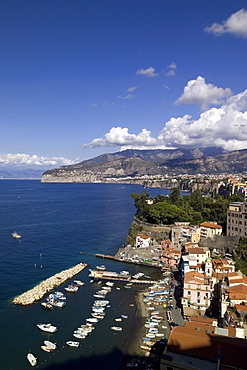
[0,169,44,179]
[40,146,247,183]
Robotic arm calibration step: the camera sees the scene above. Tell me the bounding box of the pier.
[12,263,87,306]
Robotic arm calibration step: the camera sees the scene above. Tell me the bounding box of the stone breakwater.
[12,263,87,305]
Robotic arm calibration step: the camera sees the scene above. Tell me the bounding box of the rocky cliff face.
[41,148,247,183]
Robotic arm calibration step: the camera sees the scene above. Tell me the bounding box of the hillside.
[41,147,247,183]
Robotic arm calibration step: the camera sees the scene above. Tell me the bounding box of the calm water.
[0,181,170,370]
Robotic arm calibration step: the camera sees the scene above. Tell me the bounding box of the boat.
[27,353,37,367]
[111,326,122,331]
[86,317,99,323]
[96,265,106,270]
[41,302,53,310]
[66,341,80,347]
[44,340,57,350]
[37,323,58,333]
[12,232,21,239]
[41,345,52,352]
[65,285,78,292]
[74,280,85,286]
[115,318,122,322]
[73,333,86,339]
[89,270,131,283]
[121,315,128,319]
[140,345,151,351]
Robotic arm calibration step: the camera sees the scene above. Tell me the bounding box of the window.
[197,299,200,303]
[197,285,201,289]
[197,292,200,297]
[188,291,191,295]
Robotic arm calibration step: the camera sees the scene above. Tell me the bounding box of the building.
[160,321,247,370]
[135,233,150,248]
[200,222,222,238]
[182,271,212,316]
[227,201,247,237]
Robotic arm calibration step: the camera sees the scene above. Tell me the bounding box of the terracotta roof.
[187,247,207,255]
[227,284,247,294]
[200,222,222,229]
[228,292,246,300]
[137,233,150,239]
[189,316,217,325]
[184,271,204,283]
[167,321,247,368]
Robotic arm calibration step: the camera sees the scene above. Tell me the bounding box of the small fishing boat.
[44,340,57,350]
[115,318,122,322]
[37,323,58,333]
[41,302,53,310]
[41,345,52,352]
[139,345,151,351]
[73,333,86,339]
[65,285,78,293]
[12,232,21,239]
[86,317,99,323]
[96,265,106,270]
[66,341,80,347]
[121,315,128,319]
[27,353,37,367]
[74,280,84,286]
[111,326,122,331]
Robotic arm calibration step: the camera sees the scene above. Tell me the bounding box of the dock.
[12,263,87,306]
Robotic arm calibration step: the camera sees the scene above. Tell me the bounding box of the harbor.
[12,263,88,306]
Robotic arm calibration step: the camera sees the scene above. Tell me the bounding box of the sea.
[0,180,173,370]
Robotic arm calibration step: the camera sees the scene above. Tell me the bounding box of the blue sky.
[1,0,247,169]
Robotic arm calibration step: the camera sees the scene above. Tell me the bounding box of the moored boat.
[66,341,80,347]
[41,302,53,310]
[37,323,58,333]
[41,345,52,352]
[44,340,57,350]
[27,353,37,367]
[111,326,122,331]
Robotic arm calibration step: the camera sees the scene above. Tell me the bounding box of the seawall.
[12,263,87,305]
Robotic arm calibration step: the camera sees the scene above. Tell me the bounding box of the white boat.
[41,345,52,352]
[74,280,85,286]
[111,326,122,331]
[41,302,53,310]
[27,353,37,367]
[12,232,21,239]
[86,317,99,323]
[65,285,78,292]
[96,265,106,270]
[66,341,80,347]
[44,340,57,350]
[37,323,58,333]
[121,315,128,319]
[73,333,86,339]
[115,318,122,322]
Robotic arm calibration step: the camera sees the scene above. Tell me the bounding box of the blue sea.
[0,181,171,370]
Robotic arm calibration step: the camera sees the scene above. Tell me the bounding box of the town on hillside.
[116,183,247,369]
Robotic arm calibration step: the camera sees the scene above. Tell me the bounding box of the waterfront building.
[171,223,201,248]
[227,201,247,236]
[135,233,150,248]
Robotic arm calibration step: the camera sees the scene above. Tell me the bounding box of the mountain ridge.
[41,147,247,183]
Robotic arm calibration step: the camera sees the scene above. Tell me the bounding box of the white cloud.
[127,86,137,92]
[84,127,157,148]
[136,66,158,78]
[175,76,232,109]
[168,62,177,70]
[159,89,247,151]
[205,8,247,38]
[84,88,247,152]
[0,153,75,168]
[165,69,175,77]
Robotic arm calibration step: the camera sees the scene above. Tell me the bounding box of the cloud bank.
[0,153,75,168]
[205,8,247,38]
[84,77,247,152]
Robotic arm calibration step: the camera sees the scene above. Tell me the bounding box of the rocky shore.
[12,263,87,305]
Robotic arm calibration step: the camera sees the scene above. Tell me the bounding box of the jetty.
[12,263,87,306]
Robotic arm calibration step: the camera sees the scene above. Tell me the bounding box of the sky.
[1,0,247,169]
